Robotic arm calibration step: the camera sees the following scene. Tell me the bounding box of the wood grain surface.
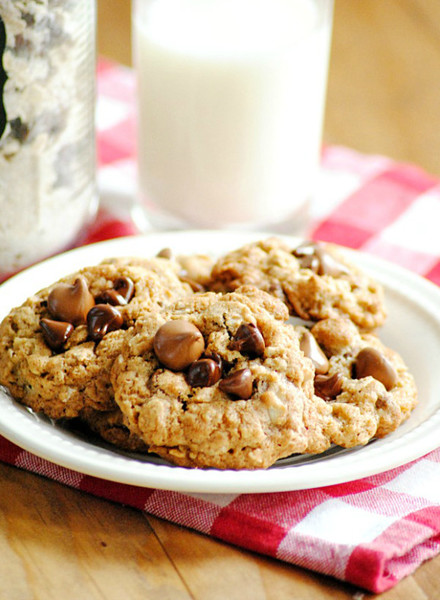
[1,1,440,598]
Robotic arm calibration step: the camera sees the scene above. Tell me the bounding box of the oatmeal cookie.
[79,406,148,453]
[0,261,192,420]
[104,251,215,292]
[209,237,386,330]
[300,317,417,447]
[99,255,197,298]
[110,287,332,470]
[174,253,215,290]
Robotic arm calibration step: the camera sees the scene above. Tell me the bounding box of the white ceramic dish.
[0,231,439,494]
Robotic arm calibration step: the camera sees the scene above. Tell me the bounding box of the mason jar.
[0,0,97,276]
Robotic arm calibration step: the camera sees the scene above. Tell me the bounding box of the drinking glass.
[132,0,333,232]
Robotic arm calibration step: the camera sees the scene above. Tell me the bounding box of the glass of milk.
[132,0,333,231]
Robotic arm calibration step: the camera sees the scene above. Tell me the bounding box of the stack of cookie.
[0,238,417,470]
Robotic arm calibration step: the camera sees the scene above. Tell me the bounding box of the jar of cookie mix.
[0,0,97,277]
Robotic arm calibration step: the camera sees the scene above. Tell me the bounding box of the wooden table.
[2,1,440,598]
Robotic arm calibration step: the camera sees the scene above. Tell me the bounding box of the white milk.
[134,0,332,229]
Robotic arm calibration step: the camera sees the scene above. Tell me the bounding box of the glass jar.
[0,0,97,276]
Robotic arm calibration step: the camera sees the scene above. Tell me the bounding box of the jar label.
[0,16,6,141]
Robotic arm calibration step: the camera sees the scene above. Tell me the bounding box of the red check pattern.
[2,59,440,594]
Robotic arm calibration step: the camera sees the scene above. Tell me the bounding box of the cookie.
[209,237,386,330]
[99,255,197,298]
[0,261,192,420]
[79,406,148,453]
[110,287,332,470]
[301,317,418,447]
[164,249,215,291]
[105,251,215,292]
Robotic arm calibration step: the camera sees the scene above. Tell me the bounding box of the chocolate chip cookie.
[110,287,333,469]
[209,237,386,330]
[104,251,215,293]
[0,261,192,420]
[300,317,418,447]
[79,406,148,452]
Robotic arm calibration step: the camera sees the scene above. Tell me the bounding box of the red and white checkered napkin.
[3,59,440,594]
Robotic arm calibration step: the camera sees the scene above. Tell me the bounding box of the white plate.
[0,231,440,494]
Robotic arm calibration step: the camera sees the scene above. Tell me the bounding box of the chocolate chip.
[205,350,236,376]
[95,289,122,306]
[40,318,74,351]
[156,247,172,259]
[293,242,348,277]
[219,368,253,399]
[314,372,343,401]
[230,323,265,358]
[114,277,135,302]
[292,242,321,272]
[298,253,321,272]
[317,249,350,277]
[48,276,95,325]
[204,350,223,368]
[300,330,329,375]
[95,276,135,306]
[87,304,124,341]
[179,273,205,293]
[354,347,398,391]
[187,358,221,387]
[292,241,317,259]
[153,320,205,371]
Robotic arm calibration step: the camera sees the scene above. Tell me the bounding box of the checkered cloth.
[2,58,440,594]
